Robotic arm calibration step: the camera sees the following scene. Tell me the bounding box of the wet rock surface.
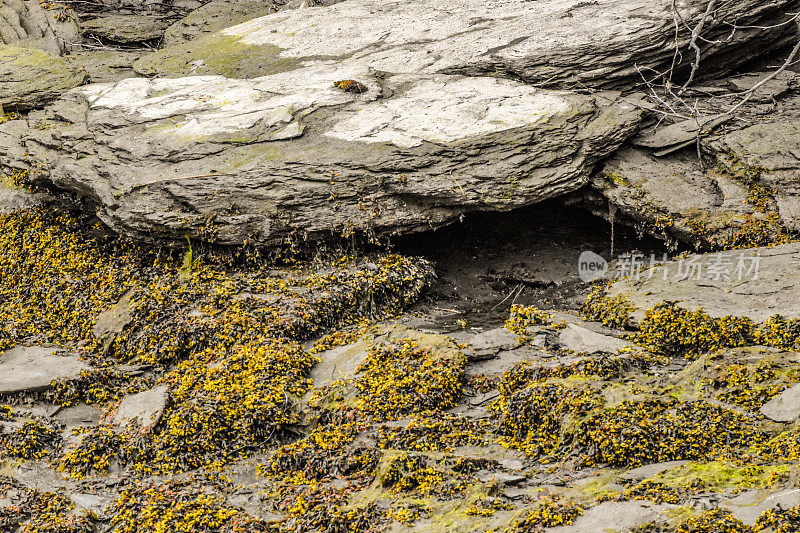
[0,345,89,394]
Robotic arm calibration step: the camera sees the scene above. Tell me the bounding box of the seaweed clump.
[354,337,465,420]
[582,284,634,329]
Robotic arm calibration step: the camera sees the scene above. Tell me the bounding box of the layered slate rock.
[594,114,800,249]
[161,0,273,47]
[606,243,800,323]
[0,45,88,110]
[0,0,80,55]
[132,0,800,88]
[16,66,641,244]
[80,14,170,44]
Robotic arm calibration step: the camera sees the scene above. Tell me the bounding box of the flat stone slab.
[760,383,800,422]
[722,488,800,526]
[18,67,640,245]
[81,15,170,44]
[309,342,368,389]
[133,0,799,89]
[112,384,169,433]
[607,243,800,324]
[556,324,633,354]
[546,501,674,533]
[0,345,89,394]
[619,460,690,482]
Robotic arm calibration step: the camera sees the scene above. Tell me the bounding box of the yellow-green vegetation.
[635,302,800,358]
[754,503,800,533]
[111,481,266,533]
[675,508,751,532]
[635,302,756,358]
[354,337,465,420]
[647,460,790,495]
[582,283,634,329]
[703,357,800,411]
[0,483,96,533]
[0,408,62,460]
[375,413,493,452]
[58,425,125,479]
[755,427,800,461]
[142,338,317,472]
[505,304,566,339]
[507,494,583,530]
[494,358,765,467]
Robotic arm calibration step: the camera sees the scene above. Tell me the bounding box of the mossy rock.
[132,34,306,78]
[0,45,88,111]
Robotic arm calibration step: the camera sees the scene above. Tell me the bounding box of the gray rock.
[81,14,170,44]
[65,50,145,83]
[309,342,368,389]
[465,327,520,360]
[0,345,89,394]
[0,0,80,55]
[759,383,800,422]
[132,0,799,87]
[594,147,766,249]
[619,460,690,482]
[162,0,274,47]
[708,119,800,232]
[92,289,135,349]
[112,384,169,433]
[606,243,800,324]
[16,69,640,245]
[0,45,87,111]
[546,501,674,533]
[722,488,800,526]
[476,471,527,486]
[556,324,633,354]
[0,176,50,213]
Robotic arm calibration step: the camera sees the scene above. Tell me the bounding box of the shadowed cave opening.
[390,197,671,332]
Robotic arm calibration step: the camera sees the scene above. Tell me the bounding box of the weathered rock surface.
[0,0,80,55]
[162,0,273,47]
[607,242,800,323]
[556,323,633,354]
[0,45,88,110]
[594,147,759,248]
[0,177,50,213]
[618,460,690,482]
[722,488,800,526]
[0,345,89,394]
[13,68,641,244]
[547,501,675,532]
[81,14,170,44]
[760,383,800,422]
[65,50,145,83]
[132,0,800,87]
[112,384,169,433]
[594,94,800,248]
[709,119,800,232]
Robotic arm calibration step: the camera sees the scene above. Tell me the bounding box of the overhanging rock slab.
[18,67,641,244]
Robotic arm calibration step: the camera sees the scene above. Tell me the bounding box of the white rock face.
[134,0,800,87]
[15,67,641,244]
